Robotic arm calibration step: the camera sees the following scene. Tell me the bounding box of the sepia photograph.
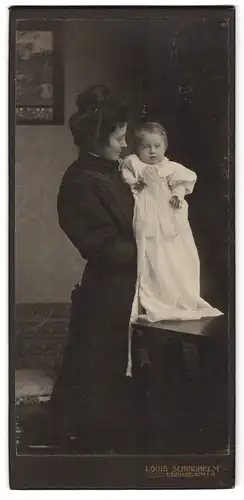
[9,6,235,489]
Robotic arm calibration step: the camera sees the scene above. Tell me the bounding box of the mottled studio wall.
[15,17,229,311]
[15,20,133,303]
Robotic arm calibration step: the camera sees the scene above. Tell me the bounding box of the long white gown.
[121,154,223,375]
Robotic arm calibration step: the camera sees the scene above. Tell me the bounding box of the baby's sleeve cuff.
[171,184,186,199]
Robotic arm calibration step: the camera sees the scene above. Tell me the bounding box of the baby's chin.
[145,157,163,165]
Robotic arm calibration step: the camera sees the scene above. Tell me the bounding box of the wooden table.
[132,314,227,341]
[130,315,229,453]
[131,315,228,377]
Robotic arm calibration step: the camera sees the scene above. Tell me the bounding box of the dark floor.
[16,414,228,456]
[15,318,230,456]
[15,363,229,455]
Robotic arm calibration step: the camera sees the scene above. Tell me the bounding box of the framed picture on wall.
[15,20,64,125]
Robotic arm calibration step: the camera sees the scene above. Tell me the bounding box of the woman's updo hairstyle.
[69,85,128,152]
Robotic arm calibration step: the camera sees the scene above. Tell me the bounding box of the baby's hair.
[134,121,168,151]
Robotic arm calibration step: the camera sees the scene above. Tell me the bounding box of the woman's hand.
[169,195,183,209]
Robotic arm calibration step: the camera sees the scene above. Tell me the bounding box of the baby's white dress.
[121,155,222,375]
[121,154,223,321]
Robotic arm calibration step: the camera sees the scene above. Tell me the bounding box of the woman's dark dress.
[50,152,137,451]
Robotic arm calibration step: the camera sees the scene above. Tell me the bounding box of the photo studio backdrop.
[15,17,230,371]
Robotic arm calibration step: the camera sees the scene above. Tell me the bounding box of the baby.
[121,121,222,377]
[129,122,184,208]
[121,121,222,324]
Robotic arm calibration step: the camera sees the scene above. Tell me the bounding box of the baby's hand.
[170,195,183,209]
[134,178,147,192]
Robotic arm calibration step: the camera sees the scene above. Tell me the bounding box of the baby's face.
[138,132,165,165]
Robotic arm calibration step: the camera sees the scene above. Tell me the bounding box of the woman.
[49,86,138,453]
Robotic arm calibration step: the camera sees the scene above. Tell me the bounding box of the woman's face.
[103,123,128,161]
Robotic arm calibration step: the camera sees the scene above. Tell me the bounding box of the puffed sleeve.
[167,161,197,198]
[120,155,146,196]
[57,173,137,268]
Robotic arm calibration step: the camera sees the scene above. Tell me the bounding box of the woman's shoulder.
[58,158,94,199]
[59,154,114,199]
[60,159,83,186]
[61,155,99,183]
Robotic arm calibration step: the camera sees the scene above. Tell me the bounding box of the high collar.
[78,150,120,174]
